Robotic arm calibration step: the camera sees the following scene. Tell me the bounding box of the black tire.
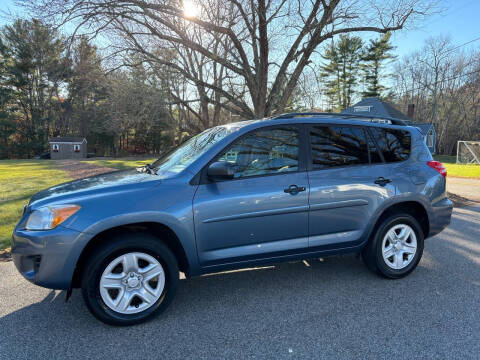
[81,233,179,326]
[362,214,424,279]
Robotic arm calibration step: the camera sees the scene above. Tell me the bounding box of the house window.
[52,144,59,152]
[427,129,434,147]
[73,144,81,152]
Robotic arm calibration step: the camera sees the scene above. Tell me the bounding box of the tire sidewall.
[81,234,179,326]
[373,215,424,279]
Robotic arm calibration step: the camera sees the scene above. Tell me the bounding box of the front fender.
[64,209,201,282]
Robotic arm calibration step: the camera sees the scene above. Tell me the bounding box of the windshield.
[150,126,236,178]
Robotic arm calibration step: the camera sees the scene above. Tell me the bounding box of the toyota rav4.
[12,113,453,325]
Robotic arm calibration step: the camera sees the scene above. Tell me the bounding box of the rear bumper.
[11,226,85,290]
[428,197,453,237]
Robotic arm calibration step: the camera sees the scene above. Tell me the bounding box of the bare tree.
[394,36,480,154]
[418,36,452,131]
[110,1,241,131]
[24,0,434,119]
[296,65,324,110]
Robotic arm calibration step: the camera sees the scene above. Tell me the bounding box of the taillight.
[427,161,447,178]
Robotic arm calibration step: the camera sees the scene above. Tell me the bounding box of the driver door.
[193,125,309,268]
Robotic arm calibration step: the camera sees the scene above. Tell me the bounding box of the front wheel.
[362,214,424,279]
[81,234,179,326]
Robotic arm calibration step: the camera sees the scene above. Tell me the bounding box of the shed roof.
[50,137,86,143]
[341,97,412,121]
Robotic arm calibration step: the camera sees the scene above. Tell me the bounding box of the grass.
[83,158,156,170]
[434,155,480,178]
[0,160,71,250]
[442,164,480,178]
[433,155,456,164]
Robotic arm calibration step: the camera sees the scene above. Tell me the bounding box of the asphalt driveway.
[1,205,479,360]
[447,177,480,202]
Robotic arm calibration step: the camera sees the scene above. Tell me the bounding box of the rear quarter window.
[369,127,411,162]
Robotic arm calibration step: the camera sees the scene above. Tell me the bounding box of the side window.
[73,144,81,152]
[217,127,299,179]
[370,128,411,162]
[52,144,59,152]
[310,126,369,169]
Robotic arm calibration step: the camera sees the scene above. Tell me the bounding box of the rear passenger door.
[307,124,395,250]
[368,127,413,192]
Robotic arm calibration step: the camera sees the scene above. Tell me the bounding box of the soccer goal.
[456,141,480,164]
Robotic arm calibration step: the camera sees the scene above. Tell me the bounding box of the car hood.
[29,169,159,208]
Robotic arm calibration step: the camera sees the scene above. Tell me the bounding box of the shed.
[342,97,436,154]
[50,137,87,160]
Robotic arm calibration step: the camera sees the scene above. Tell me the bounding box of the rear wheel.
[81,233,179,326]
[362,214,424,279]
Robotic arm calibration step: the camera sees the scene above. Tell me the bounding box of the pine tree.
[320,42,340,111]
[69,36,105,138]
[0,46,16,158]
[320,35,363,111]
[0,19,70,156]
[361,32,396,98]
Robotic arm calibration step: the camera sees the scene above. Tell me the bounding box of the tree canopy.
[23,0,433,118]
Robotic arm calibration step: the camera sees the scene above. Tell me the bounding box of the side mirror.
[207,161,234,180]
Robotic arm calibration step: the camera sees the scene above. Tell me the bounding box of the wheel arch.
[71,222,190,288]
[366,201,430,245]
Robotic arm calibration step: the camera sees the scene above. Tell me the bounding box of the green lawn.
[0,160,72,250]
[84,158,156,170]
[433,155,456,164]
[434,155,480,178]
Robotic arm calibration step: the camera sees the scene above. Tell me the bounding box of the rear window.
[369,127,411,162]
[310,126,369,169]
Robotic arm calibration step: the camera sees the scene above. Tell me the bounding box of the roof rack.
[271,112,408,126]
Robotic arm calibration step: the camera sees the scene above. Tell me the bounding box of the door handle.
[284,185,306,194]
[374,177,392,186]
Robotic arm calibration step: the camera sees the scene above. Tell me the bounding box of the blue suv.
[12,113,453,325]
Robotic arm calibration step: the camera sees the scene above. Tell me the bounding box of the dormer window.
[353,105,372,112]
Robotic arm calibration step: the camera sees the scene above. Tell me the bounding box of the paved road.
[447,177,480,202]
[1,206,479,360]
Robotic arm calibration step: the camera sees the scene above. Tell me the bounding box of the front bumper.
[428,197,454,237]
[11,226,85,290]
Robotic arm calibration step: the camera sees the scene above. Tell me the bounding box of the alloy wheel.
[99,252,165,314]
[381,224,417,270]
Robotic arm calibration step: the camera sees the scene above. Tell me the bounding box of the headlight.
[25,205,81,230]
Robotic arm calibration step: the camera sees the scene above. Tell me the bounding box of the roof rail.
[271,112,408,126]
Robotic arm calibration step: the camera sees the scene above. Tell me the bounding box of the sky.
[1,0,480,59]
[391,0,480,58]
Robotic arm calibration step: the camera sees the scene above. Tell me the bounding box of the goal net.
[457,141,480,164]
